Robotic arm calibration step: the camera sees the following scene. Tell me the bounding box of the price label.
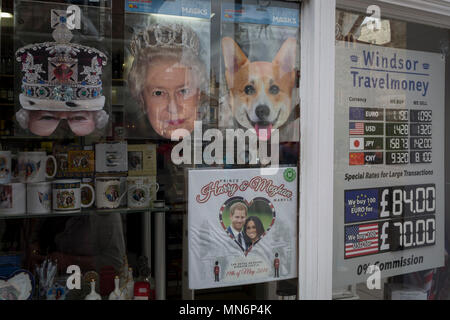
[386,137,409,151]
[386,123,409,136]
[379,184,436,218]
[410,123,432,136]
[386,151,409,165]
[345,217,436,259]
[410,110,432,123]
[379,217,436,253]
[410,151,432,164]
[410,137,432,150]
[386,109,409,122]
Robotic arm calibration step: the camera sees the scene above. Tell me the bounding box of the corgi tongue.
[255,124,272,141]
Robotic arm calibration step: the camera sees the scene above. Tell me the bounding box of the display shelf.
[0,135,72,140]
[0,206,169,220]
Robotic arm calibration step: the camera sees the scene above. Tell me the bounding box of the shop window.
[0,0,300,300]
[333,7,450,300]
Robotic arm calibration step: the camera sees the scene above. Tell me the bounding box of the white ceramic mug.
[27,182,52,214]
[95,177,127,209]
[127,176,159,209]
[0,183,26,215]
[0,151,12,184]
[52,179,95,212]
[18,152,57,183]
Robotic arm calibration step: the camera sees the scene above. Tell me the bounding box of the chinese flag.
[349,153,365,165]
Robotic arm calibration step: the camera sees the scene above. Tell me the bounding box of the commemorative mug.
[81,178,95,208]
[96,177,127,209]
[18,152,57,183]
[127,176,159,209]
[0,151,12,184]
[52,179,95,212]
[27,182,52,214]
[0,183,26,215]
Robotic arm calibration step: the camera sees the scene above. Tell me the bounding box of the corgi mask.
[222,37,297,141]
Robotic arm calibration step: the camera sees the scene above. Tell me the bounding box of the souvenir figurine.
[15,8,109,137]
[128,24,207,139]
[108,276,126,300]
[125,267,135,300]
[46,283,66,300]
[85,279,101,300]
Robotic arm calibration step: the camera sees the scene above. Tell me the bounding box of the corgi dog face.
[222,37,297,140]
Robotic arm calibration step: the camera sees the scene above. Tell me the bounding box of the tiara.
[15,8,108,112]
[130,24,201,58]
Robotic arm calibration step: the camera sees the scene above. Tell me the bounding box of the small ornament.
[85,279,101,300]
[46,283,66,300]
[108,276,126,300]
[133,281,150,300]
[125,268,135,300]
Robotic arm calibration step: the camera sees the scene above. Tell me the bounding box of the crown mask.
[16,8,108,112]
[130,24,200,58]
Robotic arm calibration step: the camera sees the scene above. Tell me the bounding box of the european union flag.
[345,189,379,223]
[349,107,365,121]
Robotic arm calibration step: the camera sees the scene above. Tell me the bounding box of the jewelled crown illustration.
[130,23,200,58]
[15,9,108,112]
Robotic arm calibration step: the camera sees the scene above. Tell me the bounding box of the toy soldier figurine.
[274,253,280,278]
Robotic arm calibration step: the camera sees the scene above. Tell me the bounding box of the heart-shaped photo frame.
[219,196,275,255]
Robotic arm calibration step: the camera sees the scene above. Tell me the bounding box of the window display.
[0,0,300,301]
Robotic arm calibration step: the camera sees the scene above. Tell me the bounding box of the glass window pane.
[334,7,450,300]
[0,0,300,300]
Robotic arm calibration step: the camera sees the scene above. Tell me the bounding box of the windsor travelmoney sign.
[333,41,445,286]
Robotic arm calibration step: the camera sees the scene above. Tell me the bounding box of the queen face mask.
[15,8,109,138]
[28,110,96,136]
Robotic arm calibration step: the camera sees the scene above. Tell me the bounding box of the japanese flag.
[350,138,364,150]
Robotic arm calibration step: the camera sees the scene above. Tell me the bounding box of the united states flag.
[349,122,364,135]
[345,223,379,258]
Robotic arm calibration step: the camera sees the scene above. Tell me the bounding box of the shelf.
[0,206,169,220]
[0,135,69,140]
